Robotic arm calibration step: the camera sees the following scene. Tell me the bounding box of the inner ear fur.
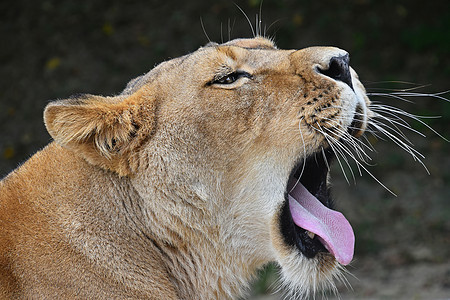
[44,89,156,176]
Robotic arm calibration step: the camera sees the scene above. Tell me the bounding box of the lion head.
[44,37,371,298]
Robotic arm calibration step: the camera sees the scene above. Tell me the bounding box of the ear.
[44,89,156,176]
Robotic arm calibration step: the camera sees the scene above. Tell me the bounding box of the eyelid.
[208,70,252,86]
[234,71,252,80]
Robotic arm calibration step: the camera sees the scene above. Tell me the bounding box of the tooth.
[306,231,315,239]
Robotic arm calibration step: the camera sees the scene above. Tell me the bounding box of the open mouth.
[279,148,355,265]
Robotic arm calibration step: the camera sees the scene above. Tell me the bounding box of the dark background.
[1,0,449,298]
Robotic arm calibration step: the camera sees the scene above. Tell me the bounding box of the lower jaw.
[274,248,340,297]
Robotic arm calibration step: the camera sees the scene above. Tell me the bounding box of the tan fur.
[0,37,370,299]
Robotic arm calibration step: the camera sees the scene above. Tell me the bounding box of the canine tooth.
[306,231,315,239]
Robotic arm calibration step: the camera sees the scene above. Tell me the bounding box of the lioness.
[0,37,371,299]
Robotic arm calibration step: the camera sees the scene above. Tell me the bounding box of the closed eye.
[208,71,252,86]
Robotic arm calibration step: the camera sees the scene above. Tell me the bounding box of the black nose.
[318,54,353,90]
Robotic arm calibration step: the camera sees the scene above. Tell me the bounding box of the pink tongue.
[288,181,354,265]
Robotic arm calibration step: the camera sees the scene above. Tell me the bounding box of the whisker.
[308,114,398,195]
[363,80,421,86]
[365,84,432,92]
[264,19,282,38]
[367,120,415,151]
[341,131,374,165]
[289,118,307,193]
[361,134,377,153]
[328,130,397,196]
[228,18,236,41]
[227,18,231,41]
[370,102,441,119]
[370,111,416,143]
[234,3,255,37]
[366,123,389,142]
[372,110,428,141]
[200,17,211,43]
[320,126,363,178]
[332,128,371,165]
[369,122,430,174]
[388,91,450,102]
[366,92,414,103]
[258,0,264,37]
[370,103,449,142]
[368,90,450,104]
[353,133,377,154]
[255,14,259,37]
[321,147,330,172]
[323,134,351,184]
[319,117,374,162]
[315,123,355,184]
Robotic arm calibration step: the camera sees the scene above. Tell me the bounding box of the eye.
[209,71,252,85]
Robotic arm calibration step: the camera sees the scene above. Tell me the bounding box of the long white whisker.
[334,130,371,165]
[386,91,450,102]
[228,18,236,41]
[320,126,364,177]
[316,123,356,184]
[370,103,440,119]
[327,129,397,196]
[365,83,431,92]
[370,104,416,125]
[356,134,376,153]
[370,121,420,156]
[366,92,414,103]
[255,14,259,37]
[370,104,449,142]
[306,112,400,195]
[373,110,427,139]
[258,0,264,37]
[265,19,281,37]
[234,4,255,37]
[361,134,377,153]
[227,18,231,41]
[319,118,373,163]
[370,112,415,143]
[363,80,420,86]
[370,122,430,174]
[289,118,307,194]
[321,131,350,184]
[366,123,389,141]
[321,147,330,172]
[200,17,211,43]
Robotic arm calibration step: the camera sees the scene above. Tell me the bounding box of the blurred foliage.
[248,263,280,296]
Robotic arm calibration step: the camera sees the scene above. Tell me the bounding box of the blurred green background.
[1,0,449,299]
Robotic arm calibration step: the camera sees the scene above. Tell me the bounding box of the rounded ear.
[44,89,156,176]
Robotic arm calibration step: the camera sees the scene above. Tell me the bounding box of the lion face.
[44,37,371,297]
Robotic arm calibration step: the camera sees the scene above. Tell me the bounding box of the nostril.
[318,54,353,90]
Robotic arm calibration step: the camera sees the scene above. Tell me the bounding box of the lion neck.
[126,146,270,299]
[23,143,263,299]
